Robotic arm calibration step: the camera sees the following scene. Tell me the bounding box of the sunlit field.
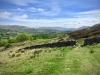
[0,39,100,75]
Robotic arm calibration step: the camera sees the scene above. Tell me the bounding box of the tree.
[8,38,17,43]
[0,40,8,47]
[16,33,31,42]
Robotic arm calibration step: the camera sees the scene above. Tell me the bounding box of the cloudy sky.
[0,0,100,28]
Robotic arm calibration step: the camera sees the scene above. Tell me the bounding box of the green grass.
[0,40,100,75]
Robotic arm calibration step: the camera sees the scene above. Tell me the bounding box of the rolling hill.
[0,25,64,35]
[38,27,75,31]
[69,23,100,39]
[77,26,90,30]
[0,28,17,40]
[0,24,100,75]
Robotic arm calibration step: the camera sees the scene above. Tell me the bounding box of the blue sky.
[0,0,100,28]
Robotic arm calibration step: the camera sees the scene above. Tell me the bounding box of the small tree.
[0,40,8,47]
[16,33,31,42]
[5,43,11,49]
[8,38,17,43]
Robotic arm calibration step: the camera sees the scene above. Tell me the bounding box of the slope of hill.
[77,26,90,30]
[0,38,100,75]
[0,28,17,40]
[0,25,28,30]
[38,27,75,31]
[69,23,100,39]
[0,24,100,75]
[0,25,64,35]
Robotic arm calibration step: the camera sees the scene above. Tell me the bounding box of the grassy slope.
[0,40,100,75]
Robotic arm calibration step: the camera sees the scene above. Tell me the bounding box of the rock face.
[18,40,76,51]
[83,36,100,46]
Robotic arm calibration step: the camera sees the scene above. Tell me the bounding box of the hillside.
[0,25,64,35]
[0,24,100,75]
[38,27,75,31]
[0,39,100,75]
[0,28,17,40]
[77,26,90,30]
[69,23,100,39]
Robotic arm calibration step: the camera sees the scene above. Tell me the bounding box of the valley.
[0,24,100,75]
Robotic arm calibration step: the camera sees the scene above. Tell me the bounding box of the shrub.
[8,38,17,43]
[5,43,11,49]
[11,54,15,57]
[30,55,35,58]
[0,40,8,47]
[16,54,21,57]
[16,33,31,42]
[21,50,25,53]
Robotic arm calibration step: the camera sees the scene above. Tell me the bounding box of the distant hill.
[0,25,63,35]
[0,28,12,33]
[0,28,17,39]
[38,27,75,31]
[69,23,100,39]
[77,26,90,30]
[0,25,30,32]
[0,25,28,30]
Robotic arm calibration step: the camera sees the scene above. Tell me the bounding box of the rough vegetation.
[69,23,100,39]
[0,24,100,75]
[0,41,100,75]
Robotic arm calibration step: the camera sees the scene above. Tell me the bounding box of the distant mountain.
[77,26,90,30]
[69,23,100,39]
[38,27,75,31]
[0,25,63,35]
[0,25,29,31]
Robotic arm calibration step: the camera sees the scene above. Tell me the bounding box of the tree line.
[0,33,61,49]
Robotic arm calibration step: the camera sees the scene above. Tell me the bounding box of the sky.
[0,0,100,28]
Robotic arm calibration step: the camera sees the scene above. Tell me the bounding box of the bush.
[0,40,8,47]
[16,54,21,57]
[5,43,11,49]
[11,54,15,57]
[0,40,12,48]
[8,38,17,43]
[16,33,31,42]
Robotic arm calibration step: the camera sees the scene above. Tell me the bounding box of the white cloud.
[77,9,100,17]
[40,6,61,16]
[29,7,44,12]
[18,8,24,11]
[9,16,99,28]
[78,10,100,14]
[36,8,44,12]
[0,11,11,19]
[14,14,28,19]
[1,17,100,28]
[64,17,100,28]
[0,9,100,28]
[28,6,60,16]
[64,9,100,19]
[20,14,28,19]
